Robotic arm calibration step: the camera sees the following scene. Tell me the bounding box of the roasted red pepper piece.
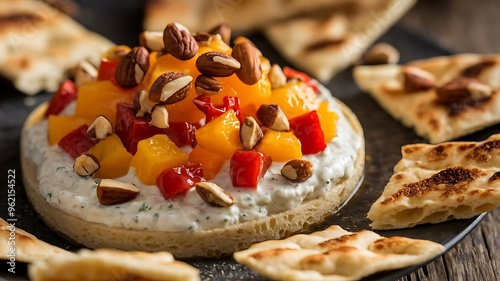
[283,66,320,94]
[156,162,205,199]
[193,95,225,122]
[97,59,119,84]
[44,80,78,117]
[289,110,327,155]
[230,150,272,188]
[58,124,98,159]
[223,96,244,123]
[193,95,244,123]
[115,103,197,154]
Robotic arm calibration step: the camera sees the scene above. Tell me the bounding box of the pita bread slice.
[368,134,500,229]
[234,225,444,281]
[0,0,114,94]
[28,248,200,281]
[354,54,500,143]
[263,0,416,82]
[0,218,69,263]
[144,0,360,33]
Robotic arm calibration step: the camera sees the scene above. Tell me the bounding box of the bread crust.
[21,100,364,258]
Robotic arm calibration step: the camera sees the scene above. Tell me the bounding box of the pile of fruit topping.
[43,22,339,207]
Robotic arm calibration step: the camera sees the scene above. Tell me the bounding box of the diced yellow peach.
[317,101,338,142]
[130,134,188,185]
[195,110,241,159]
[268,81,320,119]
[256,131,302,162]
[75,81,134,126]
[188,146,225,180]
[48,115,93,145]
[87,134,133,179]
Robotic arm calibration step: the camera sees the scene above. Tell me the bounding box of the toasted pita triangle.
[368,134,500,229]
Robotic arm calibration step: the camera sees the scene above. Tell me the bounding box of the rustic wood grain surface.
[398,1,500,280]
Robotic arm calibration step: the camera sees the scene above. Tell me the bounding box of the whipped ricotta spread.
[22,87,362,232]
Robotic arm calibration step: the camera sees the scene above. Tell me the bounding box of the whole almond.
[362,43,400,65]
[139,30,164,52]
[232,42,262,85]
[196,51,241,77]
[209,23,231,44]
[163,23,198,60]
[195,75,222,95]
[115,46,150,88]
[149,72,193,104]
[436,77,492,104]
[402,66,436,92]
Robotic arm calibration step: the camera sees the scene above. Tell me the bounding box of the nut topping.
[149,72,193,104]
[361,43,400,65]
[268,64,287,89]
[73,153,100,177]
[192,32,211,45]
[163,22,198,60]
[281,159,313,182]
[196,51,241,77]
[436,77,492,104]
[97,179,140,205]
[87,115,113,140]
[150,104,169,129]
[74,60,97,87]
[257,104,290,131]
[240,117,264,149]
[232,42,262,85]
[196,182,236,207]
[195,75,222,96]
[115,46,150,88]
[139,30,164,52]
[209,23,231,44]
[133,89,157,117]
[461,60,500,88]
[401,66,436,92]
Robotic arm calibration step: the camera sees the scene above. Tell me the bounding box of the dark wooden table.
[398,1,500,280]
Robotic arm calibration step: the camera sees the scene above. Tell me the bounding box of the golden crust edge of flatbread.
[28,248,200,281]
[21,99,365,258]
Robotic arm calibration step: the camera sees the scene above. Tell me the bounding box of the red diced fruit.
[282,66,320,94]
[193,95,244,123]
[289,110,327,155]
[156,162,205,199]
[97,59,119,83]
[230,150,272,188]
[45,80,78,117]
[58,125,97,159]
[115,103,196,154]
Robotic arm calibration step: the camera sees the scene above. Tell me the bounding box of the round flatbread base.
[21,100,365,258]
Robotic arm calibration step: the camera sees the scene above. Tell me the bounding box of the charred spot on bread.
[381,167,483,205]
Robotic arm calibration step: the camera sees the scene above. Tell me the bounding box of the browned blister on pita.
[368,134,500,229]
[234,225,444,281]
[354,54,500,143]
